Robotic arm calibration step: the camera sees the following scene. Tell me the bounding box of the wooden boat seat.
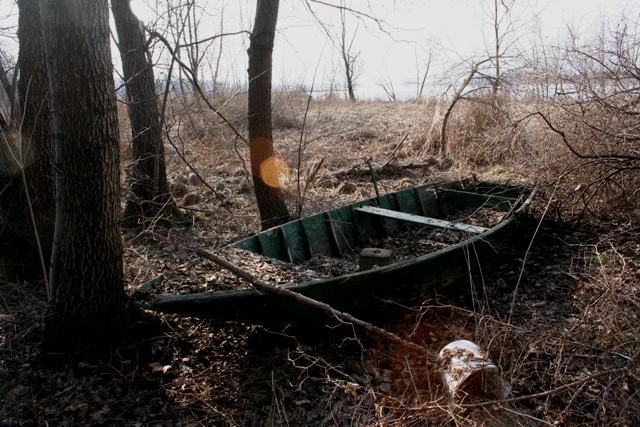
[354,205,488,234]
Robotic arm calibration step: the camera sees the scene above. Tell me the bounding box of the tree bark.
[0,0,55,282]
[39,0,128,353]
[0,59,13,101]
[18,0,55,271]
[111,0,183,228]
[248,0,291,230]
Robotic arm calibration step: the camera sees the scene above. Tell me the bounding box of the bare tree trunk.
[39,0,128,353]
[18,0,56,262]
[0,0,55,281]
[0,59,13,101]
[185,2,200,98]
[339,4,356,101]
[112,0,183,228]
[248,0,291,230]
[341,47,356,101]
[492,0,500,98]
[437,60,487,157]
[304,0,360,101]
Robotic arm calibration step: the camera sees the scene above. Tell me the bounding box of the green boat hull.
[148,180,536,325]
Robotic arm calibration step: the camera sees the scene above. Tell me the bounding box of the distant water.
[290,78,545,102]
[290,80,447,102]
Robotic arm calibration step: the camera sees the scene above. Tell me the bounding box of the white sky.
[129,0,633,99]
[0,0,633,100]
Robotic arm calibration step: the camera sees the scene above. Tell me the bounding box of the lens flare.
[260,156,289,188]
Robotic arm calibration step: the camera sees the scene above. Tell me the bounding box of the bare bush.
[531,9,640,218]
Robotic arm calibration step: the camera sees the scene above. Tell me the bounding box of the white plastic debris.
[438,340,511,401]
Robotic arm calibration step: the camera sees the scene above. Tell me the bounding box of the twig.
[499,405,555,426]
[438,58,493,157]
[415,304,527,332]
[195,248,435,358]
[458,365,622,408]
[167,30,250,50]
[295,77,317,217]
[381,132,408,168]
[499,193,524,222]
[298,158,324,217]
[146,30,248,144]
[160,102,233,214]
[507,180,558,325]
[532,111,640,162]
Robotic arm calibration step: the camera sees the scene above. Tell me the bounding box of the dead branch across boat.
[195,248,434,357]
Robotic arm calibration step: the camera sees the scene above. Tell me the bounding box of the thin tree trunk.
[342,49,356,101]
[0,60,13,101]
[248,0,291,230]
[340,6,356,102]
[112,0,183,228]
[0,0,55,282]
[493,0,500,98]
[39,0,128,353]
[18,0,56,267]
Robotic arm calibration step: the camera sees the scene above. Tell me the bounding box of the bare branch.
[146,29,248,144]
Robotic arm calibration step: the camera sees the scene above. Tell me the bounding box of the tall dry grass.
[142,75,639,225]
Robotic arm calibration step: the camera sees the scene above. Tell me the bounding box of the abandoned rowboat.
[145,179,537,325]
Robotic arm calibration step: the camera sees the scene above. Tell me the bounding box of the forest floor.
[1,97,639,426]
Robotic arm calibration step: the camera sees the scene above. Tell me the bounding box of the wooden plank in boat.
[353,205,488,234]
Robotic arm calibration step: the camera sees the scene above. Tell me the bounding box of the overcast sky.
[0,0,634,100]
[128,0,634,99]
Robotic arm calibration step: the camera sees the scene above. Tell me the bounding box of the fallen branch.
[195,248,434,358]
